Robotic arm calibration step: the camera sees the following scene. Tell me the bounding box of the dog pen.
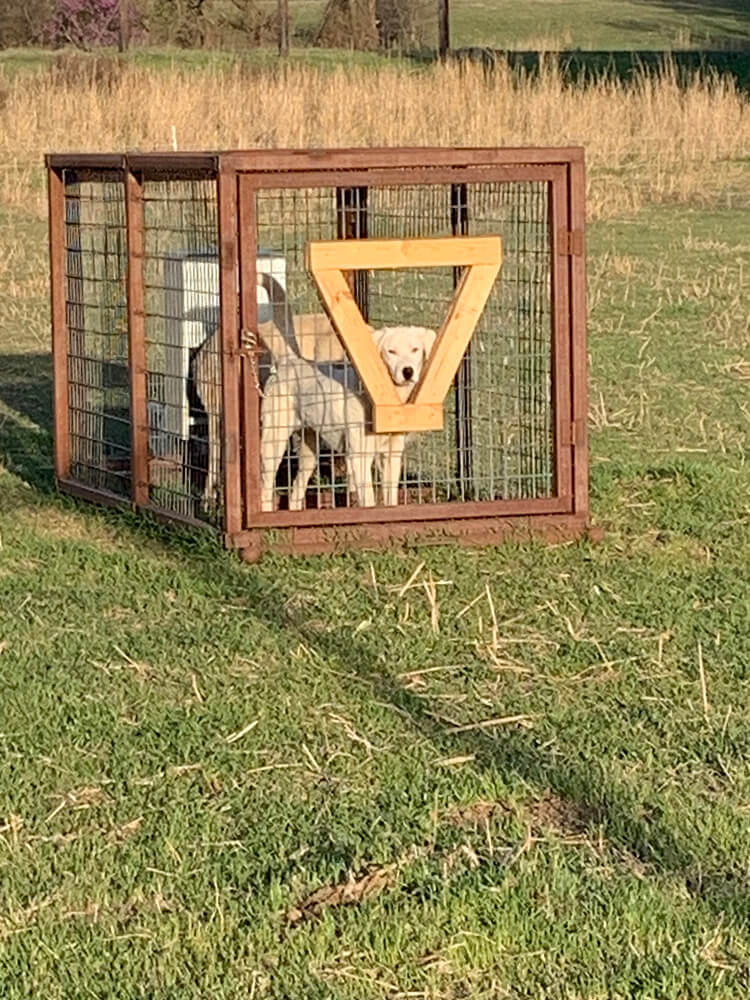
[46,147,588,560]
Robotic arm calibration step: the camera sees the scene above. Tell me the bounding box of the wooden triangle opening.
[306,236,503,433]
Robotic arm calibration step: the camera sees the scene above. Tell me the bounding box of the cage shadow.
[440,48,750,91]
[0,353,56,492]
[0,353,54,433]
[101,518,750,927]
[633,0,750,33]
[3,433,748,928]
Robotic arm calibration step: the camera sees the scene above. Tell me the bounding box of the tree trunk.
[119,0,130,51]
[316,0,378,51]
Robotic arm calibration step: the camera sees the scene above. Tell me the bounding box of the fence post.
[124,166,149,508]
[218,165,243,538]
[451,183,472,497]
[48,165,71,484]
[438,0,450,59]
[119,0,130,52]
[278,0,290,56]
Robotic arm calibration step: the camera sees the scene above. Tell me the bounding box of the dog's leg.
[381,434,405,507]
[288,428,317,511]
[260,386,295,513]
[195,330,222,508]
[205,404,222,505]
[347,433,376,508]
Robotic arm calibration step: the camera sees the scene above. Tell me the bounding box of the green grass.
[450,0,750,50]
[3,186,750,996]
[1,0,749,76]
[0,45,412,77]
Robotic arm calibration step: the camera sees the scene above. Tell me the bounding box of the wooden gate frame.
[307,235,503,434]
[46,146,589,560]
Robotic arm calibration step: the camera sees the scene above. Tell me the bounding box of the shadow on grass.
[0,352,55,493]
[2,351,748,929]
[635,0,750,32]
[443,48,750,90]
[166,539,750,929]
[0,353,54,431]
[70,509,748,930]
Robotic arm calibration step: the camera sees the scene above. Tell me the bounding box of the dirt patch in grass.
[527,792,593,837]
[445,792,593,839]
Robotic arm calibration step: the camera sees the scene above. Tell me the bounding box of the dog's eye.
[387,349,397,355]
[411,347,419,353]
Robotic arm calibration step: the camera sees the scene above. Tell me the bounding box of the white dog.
[192,274,299,509]
[252,287,435,512]
[194,273,436,512]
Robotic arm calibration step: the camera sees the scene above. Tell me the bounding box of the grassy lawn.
[1,0,749,74]
[3,173,750,994]
[2,0,750,985]
[450,0,750,50]
[0,45,409,76]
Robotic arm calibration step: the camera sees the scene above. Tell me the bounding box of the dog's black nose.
[402,366,414,381]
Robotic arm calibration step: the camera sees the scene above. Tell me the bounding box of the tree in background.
[143,0,208,48]
[316,0,378,51]
[316,0,431,51]
[0,0,53,47]
[215,0,278,47]
[0,0,435,53]
[44,0,142,49]
[376,0,427,49]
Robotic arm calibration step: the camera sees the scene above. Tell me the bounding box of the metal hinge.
[559,229,584,256]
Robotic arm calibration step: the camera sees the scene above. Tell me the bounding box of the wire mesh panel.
[253,187,350,511]
[62,169,130,496]
[141,174,221,524]
[250,177,554,517]
[48,147,586,559]
[463,181,553,501]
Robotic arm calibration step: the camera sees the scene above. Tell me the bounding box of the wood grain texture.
[307,235,501,271]
[48,167,70,482]
[125,169,149,507]
[308,237,502,434]
[413,262,500,408]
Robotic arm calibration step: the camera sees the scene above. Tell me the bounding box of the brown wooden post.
[438,0,450,59]
[119,0,130,52]
[549,165,573,508]
[124,167,149,507]
[238,174,260,523]
[451,182,471,496]
[336,186,369,320]
[48,165,70,483]
[218,165,243,538]
[278,0,290,56]
[568,154,588,520]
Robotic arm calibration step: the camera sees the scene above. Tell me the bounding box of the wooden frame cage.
[46,147,589,560]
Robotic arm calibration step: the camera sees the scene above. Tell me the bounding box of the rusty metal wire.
[142,175,221,524]
[63,168,130,497]
[254,179,553,513]
[57,163,561,537]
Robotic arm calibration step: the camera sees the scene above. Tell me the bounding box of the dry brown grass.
[1,57,749,220]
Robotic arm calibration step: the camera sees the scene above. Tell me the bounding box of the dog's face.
[374,326,437,390]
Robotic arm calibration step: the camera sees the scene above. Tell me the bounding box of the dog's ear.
[370,326,387,348]
[421,328,437,358]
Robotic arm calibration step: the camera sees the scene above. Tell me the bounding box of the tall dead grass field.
[1,56,749,220]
